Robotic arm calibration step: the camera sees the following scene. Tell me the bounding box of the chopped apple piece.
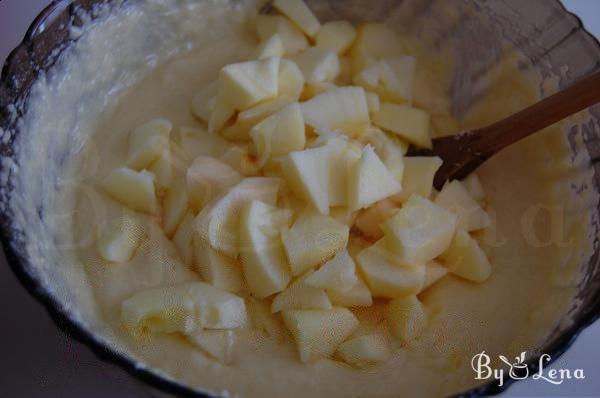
[373,103,431,148]
[441,229,491,283]
[356,239,425,298]
[163,179,189,238]
[354,56,416,104]
[327,275,373,307]
[208,95,236,133]
[127,119,172,170]
[247,297,285,340]
[121,282,247,333]
[350,23,404,72]
[365,91,381,114]
[256,15,309,55]
[272,272,332,312]
[217,57,280,111]
[355,199,399,240]
[173,210,195,264]
[239,200,293,298]
[186,156,242,212]
[337,334,390,367]
[423,261,448,290]
[148,144,173,193]
[393,156,442,202]
[301,86,370,136]
[300,82,337,101]
[382,194,457,263]
[282,307,359,363]
[273,0,321,38]
[304,249,358,291]
[188,330,235,364]
[278,59,305,100]
[102,167,157,214]
[434,180,491,231]
[328,136,362,207]
[253,34,285,59]
[179,126,230,161]
[316,21,357,55]
[387,295,428,343]
[220,146,261,176]
[222,96,293,141]
[281,145,330,214]
[464,173,486,202]
[348,145,402,211]
[250,102,306,167]
[289,47,340,83]
[281,209,349,276]
[195,177,280,257]
[194,237,244,294]
[97,215,144,263]
[192,82,218,123]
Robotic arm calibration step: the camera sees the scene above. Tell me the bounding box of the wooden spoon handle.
[412,70,600,189]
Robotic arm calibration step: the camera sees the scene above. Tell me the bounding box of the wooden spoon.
[408,71,600,190]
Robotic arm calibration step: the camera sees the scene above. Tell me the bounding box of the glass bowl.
[1,0,599,397]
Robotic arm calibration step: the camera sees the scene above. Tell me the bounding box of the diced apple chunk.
[223,96,293,141]
[435,180,491,231]
[253,34,285,60]
[282,307,359,363]
[316,21,357,55]
[188,330,235,364]
[337,334,390,367]
[127,119,172,171]
[365,92,381,114]
[387,295,428,343]
[220,146,261,176]
[247,297,285,340]
[102,167,157,214]
[208,95,236,134]
[192,82,218,123]
[355,199,399,240]
[423,261,448,290]
[250,102,306,167]
[354,56,416,104]
[163,179,189,238]
[218,57,280,111]
[173,210,195,264]
[186,156,242,212]
[394,156,442,202]
[350,23,405,71]
[273,0,321,38]
[121,282,247,333]
[278,59,305,100]
[256,15,309,55]
[301,86,370,136]
[328,136,362,207]
[281,145,330,214]
[356,239,425,298]
[382,194,457,263]
[327,275,373,307]
[194,237,244,294]
[289,47,340,83]
[348,145,402,211]
[97,215,145,263]
[272,272,332,312]
[464,173,486,202]
[304,249,358,291]
[195,177,280,257]
[281,209,349,276]
[239,200,293,298]
[373,103,431,148]
[441,229,491,283]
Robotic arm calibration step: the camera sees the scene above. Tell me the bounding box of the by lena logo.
[471,351,585,387]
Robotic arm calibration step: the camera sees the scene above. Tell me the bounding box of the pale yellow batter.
[10,1,596,397]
